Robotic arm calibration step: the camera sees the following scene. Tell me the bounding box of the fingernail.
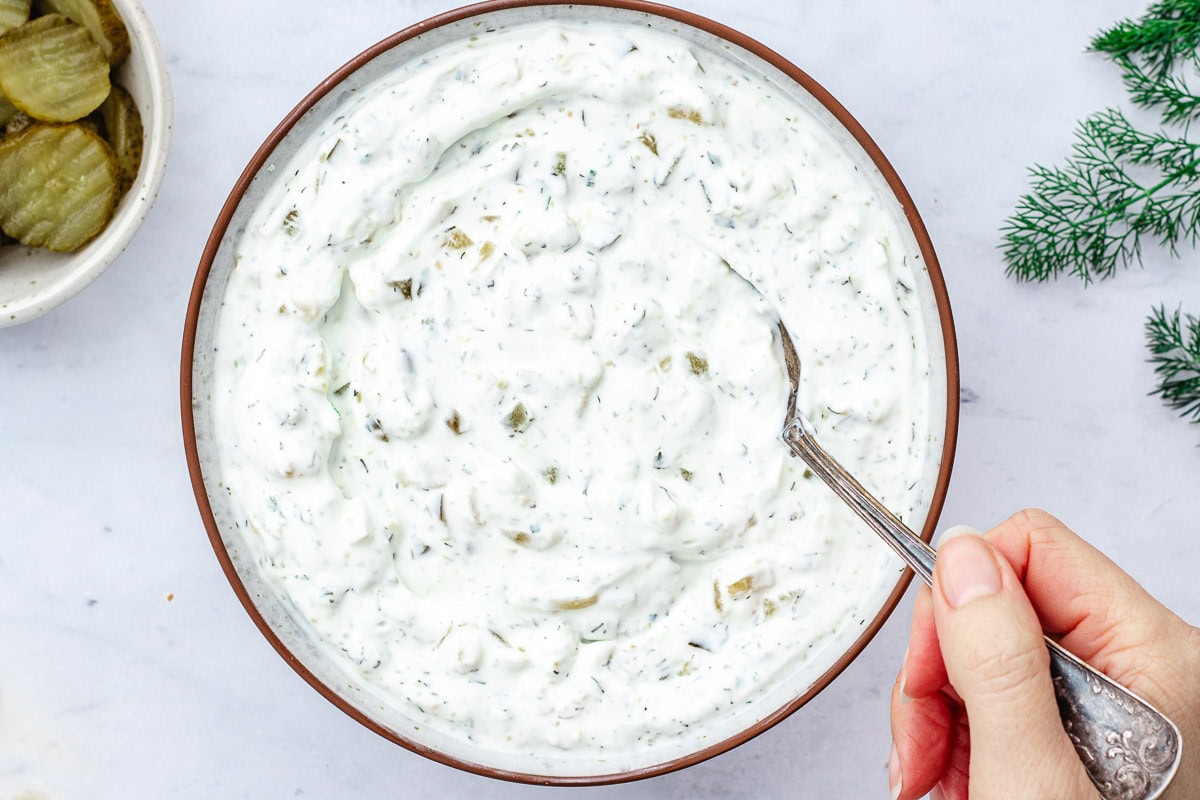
[898,652,912,704]
[888,741,902,800]
[938,523,981,544]
[938,533,1002,609]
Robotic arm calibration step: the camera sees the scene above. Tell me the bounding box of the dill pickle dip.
[212,18,935,764]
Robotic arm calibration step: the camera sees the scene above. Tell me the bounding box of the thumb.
[931,530,1094,799]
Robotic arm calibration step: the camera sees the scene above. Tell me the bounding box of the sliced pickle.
[0,122,119,251]
[0,0,30,35]
[0,91,16,127]
[35,0,127,64]
[98,82,140,192]
[0,14,110,123]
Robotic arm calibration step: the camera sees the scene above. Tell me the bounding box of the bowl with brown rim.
[182,0,958,784]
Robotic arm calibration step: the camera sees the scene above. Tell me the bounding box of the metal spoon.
[770,317,1182,800]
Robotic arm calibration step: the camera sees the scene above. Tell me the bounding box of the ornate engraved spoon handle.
[783,417,1183,800]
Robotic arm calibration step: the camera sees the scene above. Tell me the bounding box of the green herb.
[1147,305,1200,421]
[1001,109,1200,283]
[1002,0,1200,427]
[1093,0,1200,125]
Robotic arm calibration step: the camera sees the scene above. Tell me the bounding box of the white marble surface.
[2,1,1198,797]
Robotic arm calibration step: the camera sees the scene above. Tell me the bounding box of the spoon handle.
[782,418,1183,800]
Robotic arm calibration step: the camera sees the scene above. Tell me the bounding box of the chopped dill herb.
[1147,304,1200,423]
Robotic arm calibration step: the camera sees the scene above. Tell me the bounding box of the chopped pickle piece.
[554,594,598,611]
[505,402,529,431]
[443,228,472,249]
[0,0,29,35]
[0,122,119,251]
[686,351,708,375]
[35,0,128,64]
[389,277,413,299]
[0,14,110,122]
[668,106,704,125]
[637,131,658,155]
[97,82,140,192]
[726,576,754,596]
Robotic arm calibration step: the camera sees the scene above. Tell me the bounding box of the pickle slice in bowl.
[0,0,30,34]
[0,13,110,122]
[0,122,119,251]
[0,91,17,127]
[97,82,141,192]
[34,0,128,64]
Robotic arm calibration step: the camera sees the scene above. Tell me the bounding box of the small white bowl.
[0,0,173,328]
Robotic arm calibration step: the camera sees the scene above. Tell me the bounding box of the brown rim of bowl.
[181,0,960,786]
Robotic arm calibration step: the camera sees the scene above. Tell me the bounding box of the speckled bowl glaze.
[183,0,959,785]
[0,0,173,328]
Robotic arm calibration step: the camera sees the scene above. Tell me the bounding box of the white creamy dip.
[211,18,934,766]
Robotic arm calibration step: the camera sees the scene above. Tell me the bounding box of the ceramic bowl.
[0,0,173,327]
[183,0,958,784]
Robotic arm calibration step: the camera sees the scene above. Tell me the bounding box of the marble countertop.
[2,0,1198,797]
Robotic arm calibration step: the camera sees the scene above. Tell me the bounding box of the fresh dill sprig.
[1001,108,1200,283]
[1109,58,1200,125]
[1002,0,1200,429]
[1146,305,1200,422]
[1092,0,1200,80]
[1092,0,1200,125]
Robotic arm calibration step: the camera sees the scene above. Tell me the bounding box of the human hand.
[888,508,1200,800]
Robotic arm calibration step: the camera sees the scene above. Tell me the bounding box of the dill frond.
[1001,108,1200,282]
[1092,0,1200,124]
[1092,0,1200,79]
[1146,305,1200,422]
